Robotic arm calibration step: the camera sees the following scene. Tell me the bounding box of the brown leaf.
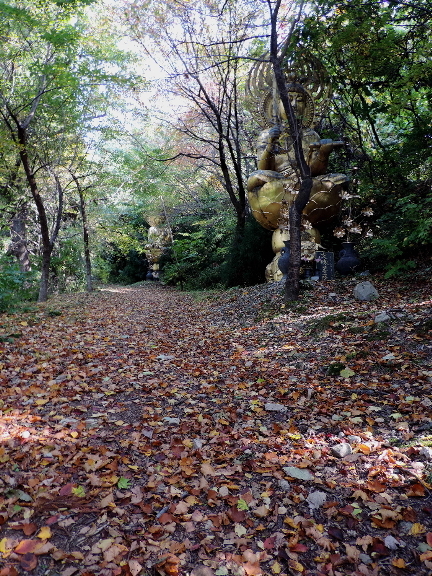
[20,553,38,572]
[0,568,19,576]
[407,483,425,497]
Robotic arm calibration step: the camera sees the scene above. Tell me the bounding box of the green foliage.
[103,246,149,285]
[362,188,432,277]
[222,218,273,288]
[0,255,37,312]
[50,235,86,293]
[161,214,232,290]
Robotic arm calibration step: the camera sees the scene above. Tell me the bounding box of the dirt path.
[0,281,431,576]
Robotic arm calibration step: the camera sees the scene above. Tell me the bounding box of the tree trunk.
[78,186,93,292]
[268,0,311,301]
[285,176,313,302]
[38,247,52,302]
[8,206,31,272]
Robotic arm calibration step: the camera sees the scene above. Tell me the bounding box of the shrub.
[0,255,37,312]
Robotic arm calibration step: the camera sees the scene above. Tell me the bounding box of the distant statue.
[246,57,348,281]
[145,215,171,280]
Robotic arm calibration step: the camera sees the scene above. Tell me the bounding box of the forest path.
[0,280,431,576]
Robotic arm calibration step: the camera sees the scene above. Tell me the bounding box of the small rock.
[384,535,401,550]
[399,521,413,535]
[359,554,372,565]
[353,281,379,301]
[375,312,391,323]
[283,466,314,481]
[331,443,352,458]
[278,479,291,491]
[193,438,204,450]
[163,417,180,425]
[347,435,362,444]
[85,419,98,429]
[419,446,432,461]
[265,402,287,413]
[59,418,79,427]
[307,490,327,510]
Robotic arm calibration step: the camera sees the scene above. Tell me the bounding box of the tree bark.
[8,205,31,272]
[268,0,311,301]
[77,182,93,292]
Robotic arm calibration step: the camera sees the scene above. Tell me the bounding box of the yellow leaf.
[20,321,28,326]
[114,420,124,426]
[70,431,79,438]
[97,538,114,552]
[284,517,298,528]
[37,526,52,539]
[272,561,282,574]
[288,560,304,572]
[127,465,139,470]
[410,523,426,535]
[392,558,406,568]
[35,399,49,406]
[0,537,11,555]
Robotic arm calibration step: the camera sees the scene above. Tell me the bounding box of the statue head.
[245,52,331,129]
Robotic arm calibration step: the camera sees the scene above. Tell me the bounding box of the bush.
[0,255,37,312]
[102,246,149,284]
[222,217,273,287]
[362,188,432,277]
[50,236,86,292]
[160,214,231,289]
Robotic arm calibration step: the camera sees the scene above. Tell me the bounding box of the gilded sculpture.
[145,215,171,280]
[246,55,348,281]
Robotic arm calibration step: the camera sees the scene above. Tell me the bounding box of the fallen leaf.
[37,526,52,540]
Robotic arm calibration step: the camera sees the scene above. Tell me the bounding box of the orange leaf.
[392,558,406,568]
[406,483,425,497]
[0,568,19,576]
[14,540,38,555]
[367,480,386,493]
[357,444,371,455]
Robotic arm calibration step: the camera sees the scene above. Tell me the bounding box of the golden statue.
[145,215,171,280]
[246,56,348,281]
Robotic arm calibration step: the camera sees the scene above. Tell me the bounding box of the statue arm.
[307,138,344,176]
[256,126,282,171]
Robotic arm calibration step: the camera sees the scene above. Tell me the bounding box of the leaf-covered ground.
[0,276,431,576]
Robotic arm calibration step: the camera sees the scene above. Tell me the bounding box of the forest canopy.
[0,0,431,305]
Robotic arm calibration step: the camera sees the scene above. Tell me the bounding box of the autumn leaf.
[20,553,37,572]
[37,526,52,540]
[406,483,425,497]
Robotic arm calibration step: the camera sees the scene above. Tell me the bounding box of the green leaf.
[72,485,86,497]
[340,368,355,378]
[236,498,249,511]
[117,477,131,489]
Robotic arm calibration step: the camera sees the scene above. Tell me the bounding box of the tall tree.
[0,0,139,300]
[120,0,261,230]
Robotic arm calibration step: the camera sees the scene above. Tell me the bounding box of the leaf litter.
[0,276,431,576]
